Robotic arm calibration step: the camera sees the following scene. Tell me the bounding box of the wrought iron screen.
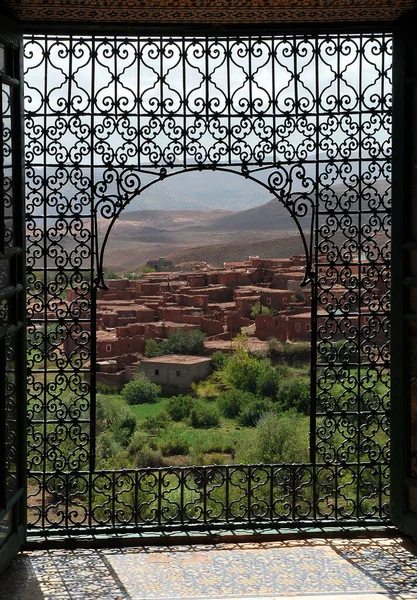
[24,33,391,535]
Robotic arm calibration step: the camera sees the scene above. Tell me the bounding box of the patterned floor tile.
[1,537,417,600]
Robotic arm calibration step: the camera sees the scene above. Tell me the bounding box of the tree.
[255,411,309,463]
[237,398,274,427]
[121,374,161,405]
[225,353,278,396]
[166,395,195,421]
[145,338,163,358]
[255,365,281,399]
[268,340,311,367]
[211,351,229,371]
[276,377,310,415]
[250,301,274,319]
[162,329,206,355]
[217,389,256,418]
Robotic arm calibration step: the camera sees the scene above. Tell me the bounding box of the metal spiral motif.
[24,32,391,534]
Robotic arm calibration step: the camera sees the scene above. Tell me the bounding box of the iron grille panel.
[24,32,391,534]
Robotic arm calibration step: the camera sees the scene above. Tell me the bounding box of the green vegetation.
[189,404,220,429]
[139,264,157,274]
[217,389,250,418]
[211,350,230,371]
[145,329,206,357]
[90,341,317,469]
[30,339,388,489]
[25,319,390,522]
[237,397,274,427]
[103,268,122,279]
[277,377,310,415]
[255,411,309,463]
[122,374,161,405]
[166,395,196,421]
[250,301,276,319]
[144,338,162,357]
[268,339,311,367]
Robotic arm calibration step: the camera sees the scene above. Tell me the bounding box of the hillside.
[107,199,298,241]
[117,209,230,230]
[165,230,390,269]
[166,232,306,267]
[200,199,297,231]
[29,168,272,214]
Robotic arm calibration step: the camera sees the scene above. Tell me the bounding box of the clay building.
[260,289,293,311]
[138,355,212,394]
[78,251,385,388]
[286,312,312,342]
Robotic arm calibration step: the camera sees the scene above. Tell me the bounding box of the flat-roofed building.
[138,355,212,394]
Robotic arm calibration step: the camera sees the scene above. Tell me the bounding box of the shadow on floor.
[330,537,417,597]
[1,536,417,599]
[1,549,131,600]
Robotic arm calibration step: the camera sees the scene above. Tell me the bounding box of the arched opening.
[95,167,315,472]
[96,166,314,287]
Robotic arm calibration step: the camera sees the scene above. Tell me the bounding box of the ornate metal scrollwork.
[93,163,315,289]
[24,32,391,533]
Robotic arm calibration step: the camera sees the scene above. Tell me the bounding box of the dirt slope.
[166,232,306,267]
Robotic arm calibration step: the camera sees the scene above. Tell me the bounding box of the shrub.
[192,377,222,400]
[96,395,137,448]
[250,301,274,319]
[205,453,227,465]
[224,354,264,393]
[139,264,157,274]
[255,411,309,463]
[160,435,191,456]
[276,377,310,415]
[141,411,170,433]
[217,389,256,418]
[126,430,148,457]
[144,338,163,358]
[166,395,195,421]
[189,405,220,428]
[96,394,110,430]
[134,445,166,468]
[201,433,236,455]
[211,351,229,371]
[162,329,206,355]
[237,398,274,427]
[268,340,311,367]
[112,404,137,447]
[103,268,121,279]
[96,431,122,461]
[225,354,279,398]
[122,374,161,405]
[96,381,119,395]
[255,366,281,399]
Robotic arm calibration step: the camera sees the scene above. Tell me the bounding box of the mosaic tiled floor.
[1,537,417,600]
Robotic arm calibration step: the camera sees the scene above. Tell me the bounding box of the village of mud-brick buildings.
[63,254,386,389]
